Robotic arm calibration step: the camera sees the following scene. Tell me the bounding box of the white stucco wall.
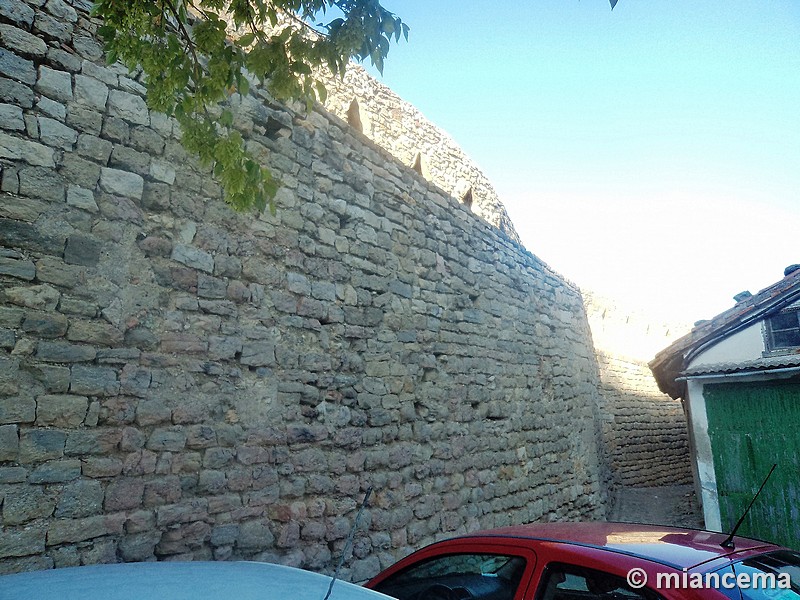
[685,379,722,531]
[689,321,765,368]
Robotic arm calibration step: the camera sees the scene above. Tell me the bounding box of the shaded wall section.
[0,0,608,576]
[584,293,693,487]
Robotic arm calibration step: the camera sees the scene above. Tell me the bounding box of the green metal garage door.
[705,380,800,549]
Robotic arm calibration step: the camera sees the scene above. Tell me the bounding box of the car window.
[710,566,744,600]
[537,563,662,600]
[372,553,527,600]
[732,550,800,600]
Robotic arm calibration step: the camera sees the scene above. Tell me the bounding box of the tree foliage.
[92,0,408,212]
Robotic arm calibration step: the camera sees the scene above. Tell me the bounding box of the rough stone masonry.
[0,0,609,578]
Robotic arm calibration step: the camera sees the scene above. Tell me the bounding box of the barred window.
[766,309,800,350]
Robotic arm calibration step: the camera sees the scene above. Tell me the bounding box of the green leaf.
[315,80,328,104]
[91,0,407,213]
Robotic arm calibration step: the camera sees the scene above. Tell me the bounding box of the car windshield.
[732,550,800,600]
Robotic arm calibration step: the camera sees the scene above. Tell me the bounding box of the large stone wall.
[0,0,608,577]
[322,67,520,243]
[583,293,692,488]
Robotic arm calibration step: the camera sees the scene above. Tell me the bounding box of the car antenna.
[720,463,777,549]
[322,486,373,600]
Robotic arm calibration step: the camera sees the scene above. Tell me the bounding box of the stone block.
[208,336,243,361]
[237,519,275,550]
[0,76,33,108]
[59,152,101,187]
[70,28,103,59]
[185,425,216,449]
[96,348,141,364]
[73,74,108,111]
[97,194,144,224]
[26,363,70,393]
[135,399,170,426]
[0,162,18,192]
[67,320,122,346]
[65,429,121,455]
[21,310,69,338]
[198,273,227,299]
[2,484,56,524]
[0,423,18,461]
[80,457,124,480]
[36,394,89,427]
[286,272,311,295]
[64,233,102,267]
[33,12,73,42]
[28,460,81,484]
[0,526,45,559]
[146,427,187,452]
[105,477,145,511]
[55,479,104,518]
[35,65,72,102]
[119,532,161,562]
[45,0,78,23]
[149,159,175,184]
[18,165,65,201]
[129,125,165,154]
[76,133,112,163]
[0,131,55,167]
[0,0,35,27]
[155,499,209,527]
[0,24,47,58]
[210,524,239,547]
[38,116,77,150]
[160,333,207,354]
[118,364,151,397]
[141,181,170,211]
[19,428,66,462]
[214,255,242,278]
[116,503,149,532]
[143,476,181,507]
[0,255,35,280]
[36,96,65,120]
[5,284,61,311]
[0,396,36,424]
[46,513,125,546]
[36,256,86,288]
[110,144,149,176]
[99,167,144,200]
[0,47,35,84]
[66,103,102,134]
[172,244,214,273]
[107,90,149,125]
[66,185,98,212]
[0,327,15,349]
[47,47,81,72]
[197,470,226,494]
[240,341,276,367]
[37,341,96,363]
[0,102,23,130]
[70,365,119,396]
[0,467,26,484]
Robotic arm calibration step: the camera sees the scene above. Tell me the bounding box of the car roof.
[460,522,781,571]
[0,561,394,600]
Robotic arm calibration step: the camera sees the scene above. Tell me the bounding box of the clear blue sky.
[361,0,800,325]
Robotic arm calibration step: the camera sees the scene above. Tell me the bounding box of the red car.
[366,522,800,600]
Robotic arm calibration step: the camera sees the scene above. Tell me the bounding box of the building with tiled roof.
[649,264,800,549]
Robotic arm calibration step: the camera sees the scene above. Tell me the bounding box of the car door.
[367,539,538,600]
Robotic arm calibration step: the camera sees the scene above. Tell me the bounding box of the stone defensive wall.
[583,293,692,488]
[321,67,520,244]
[0,0,608,576]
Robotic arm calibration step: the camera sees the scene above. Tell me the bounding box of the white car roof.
[0,561,395,600]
